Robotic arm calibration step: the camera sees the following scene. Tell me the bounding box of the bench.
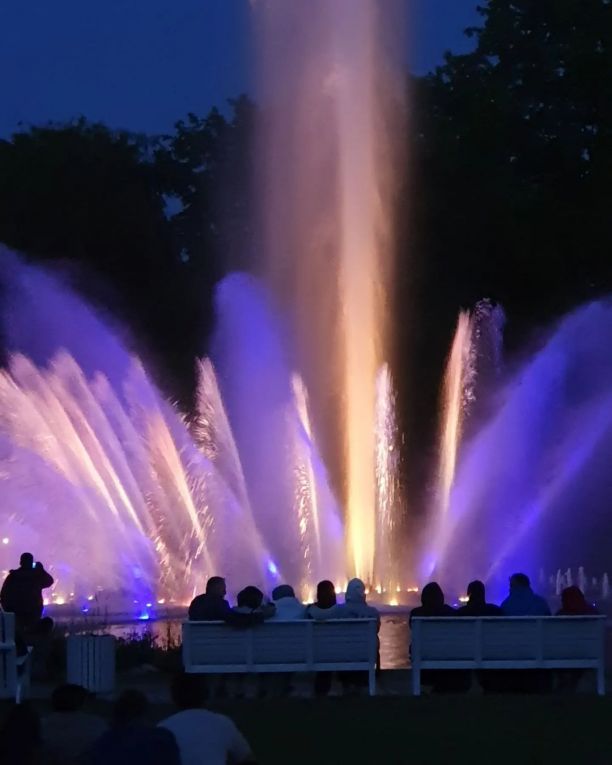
[411,615,606,696]
[182,619,378,695]
[0,612,32,702]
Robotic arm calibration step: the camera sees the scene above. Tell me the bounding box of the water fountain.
[0,1,407,609]
[429,299,612,599]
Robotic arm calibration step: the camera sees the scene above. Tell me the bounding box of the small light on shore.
[389,598,398,607]
[1,537,8,545]
[458,595,469,603]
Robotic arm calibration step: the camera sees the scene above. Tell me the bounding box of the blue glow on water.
[138,611,150,621]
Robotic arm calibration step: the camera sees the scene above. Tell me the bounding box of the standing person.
[0,553,54,631]
[188,576,230,621]
[457,580,503,616]
[159,673,256,765]
[306,580,340,697]
[87,690,180,765]
[501,573,551,616]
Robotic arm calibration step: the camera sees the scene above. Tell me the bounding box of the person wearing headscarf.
[556,586,598,615]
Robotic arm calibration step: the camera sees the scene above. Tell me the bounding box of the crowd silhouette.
[0,552,604,763]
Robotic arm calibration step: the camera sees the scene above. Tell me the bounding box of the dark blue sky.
[0,0,481,138]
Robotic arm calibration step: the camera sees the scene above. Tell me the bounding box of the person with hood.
[556,586,598,615]
[457,580,502,616]
[335,579,379,694]
[0,552,54,631]
[188,576,231,621]
[269,584,305,620]
[409,582,455,625]
[501,573,551,616]
[306,581,340,696]
[336,578,380,622]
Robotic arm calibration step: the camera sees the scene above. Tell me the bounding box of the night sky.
[0,0,480,138]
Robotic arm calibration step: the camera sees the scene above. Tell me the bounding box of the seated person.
[457,580,502,616]
[501,573,551,615]
[410,582,466,692]
[306,580,340,697]
[87,689,180,765]
[556,586,598,615]
[43,684,107,764]
[269,584,305,620]
[335,579,380,693]
[409,582,455,624]
[227,586,275,628]
[335,579,380,623]
[306,580,339,620]
[188,576,230,621]
[158,673,255,765]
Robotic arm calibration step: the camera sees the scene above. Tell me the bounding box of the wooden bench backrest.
[413,616,605,663]
[183,619,377,671]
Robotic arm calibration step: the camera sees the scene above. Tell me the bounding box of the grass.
[8,693,612,765]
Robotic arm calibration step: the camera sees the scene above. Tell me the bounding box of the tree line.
[0,0,611,475]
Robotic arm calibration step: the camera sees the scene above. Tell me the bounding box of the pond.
[104,613,411,669]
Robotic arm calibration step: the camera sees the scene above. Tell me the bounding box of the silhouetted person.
[500,573,551,693]
[87,689,180,765]
[501,573,551,616]
[306,580,340,697]
[457,580,503,616]
[0,553,54,632]
[410,582,465,693]
[0,701,52,765]
[555,587,599,692]
[306,580,339,620]
[43,684,107,764]
[188,576,231,621]
[456,581,502,692]
[269,584,305,620]
[159,673,255,765]
[556,586,598,615]
[335,579,380,694]
[409,582,455,624]
[227,586,275,628]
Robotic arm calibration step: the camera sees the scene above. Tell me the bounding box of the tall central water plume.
[253,0,404,581]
